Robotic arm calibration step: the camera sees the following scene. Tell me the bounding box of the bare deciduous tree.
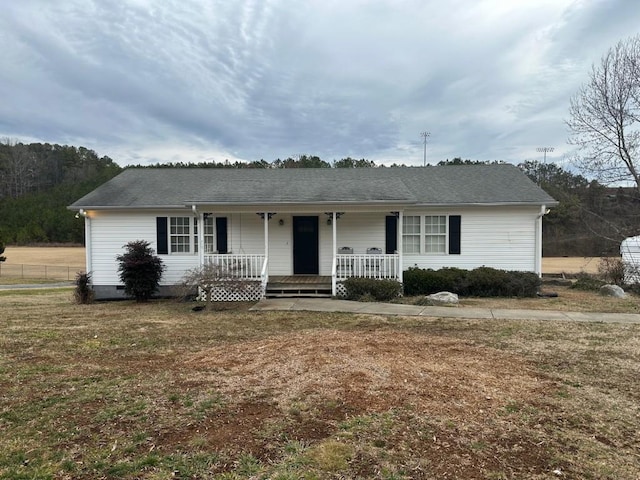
[567,35,640,193]
[0,139,38,198]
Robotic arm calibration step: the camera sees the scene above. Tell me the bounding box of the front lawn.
[1,290,638,479]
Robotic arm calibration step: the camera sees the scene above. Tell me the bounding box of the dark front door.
[293,216,319,274]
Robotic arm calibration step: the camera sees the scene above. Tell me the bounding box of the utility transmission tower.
[420,131,431,166]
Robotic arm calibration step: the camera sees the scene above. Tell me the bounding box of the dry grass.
[2,246,85,267]
[458,285,640,313]
[1,290,639,479]
[542,256,602,274]
[0,247,85,282]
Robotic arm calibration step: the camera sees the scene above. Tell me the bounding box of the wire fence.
[0,263,85,281]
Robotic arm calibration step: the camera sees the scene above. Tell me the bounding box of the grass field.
[0,247,85,282]
[2,246,86,268]
[1,290,639,479]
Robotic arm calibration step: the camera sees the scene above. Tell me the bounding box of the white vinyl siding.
[87,211,200,286]
[403,207,537,271]
[84,205,541,292]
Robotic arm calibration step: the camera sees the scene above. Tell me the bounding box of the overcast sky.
[1,0,639,167]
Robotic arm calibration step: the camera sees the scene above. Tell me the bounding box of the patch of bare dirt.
[186,329,552,419]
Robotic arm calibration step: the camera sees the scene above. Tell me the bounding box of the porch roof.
[70,164,558,209]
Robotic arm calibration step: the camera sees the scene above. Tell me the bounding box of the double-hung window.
[424,215,447,253]
[169,217,198,254]
[402,216,421,254]
[403,215,451,254]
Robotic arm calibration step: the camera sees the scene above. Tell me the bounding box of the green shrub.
[116,240,165,302]
[342,278,402,301]
[403,267,466,295]
[504,270,542,297]
[570,273,605,291]
[403,266,540,297]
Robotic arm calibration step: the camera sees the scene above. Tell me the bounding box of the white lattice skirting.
[335,282,348,298]
[197,282,264,302]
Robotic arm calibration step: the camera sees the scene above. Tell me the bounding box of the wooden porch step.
[265,279,332,298]
[266,292,332,298]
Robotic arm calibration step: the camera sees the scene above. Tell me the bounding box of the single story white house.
[69,165,557,300]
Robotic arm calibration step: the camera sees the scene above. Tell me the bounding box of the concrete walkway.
[251,297,640,324]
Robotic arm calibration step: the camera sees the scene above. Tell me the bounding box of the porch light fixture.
[278,219,284,226]
[325,212,345,225]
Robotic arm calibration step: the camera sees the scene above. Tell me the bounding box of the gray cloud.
[1,0,639,166]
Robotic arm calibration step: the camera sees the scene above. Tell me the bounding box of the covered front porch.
[196,208,406,298]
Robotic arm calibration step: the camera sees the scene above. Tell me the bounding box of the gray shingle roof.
[69,164,557,209]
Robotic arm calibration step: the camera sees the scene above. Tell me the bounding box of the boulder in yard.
[599,284,626,298]
[426,291,459,306]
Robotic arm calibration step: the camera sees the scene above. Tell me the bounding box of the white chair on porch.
[337,246,354,276]
[366,247,383,276]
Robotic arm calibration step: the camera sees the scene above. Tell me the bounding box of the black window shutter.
[156,217,168,255]
[385,215,398,254]
[449,215,461,255]
[216,217,228,254]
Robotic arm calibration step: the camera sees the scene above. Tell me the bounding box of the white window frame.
[424,215,447,254]
[402,214,449,255]
[402,215,421,254]
[169,216,198,254]
[203,215,215,253]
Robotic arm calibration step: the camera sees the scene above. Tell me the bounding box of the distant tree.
[567,35,640,193]
[0,139,38,198]
[437,158,505,166]
[333,157,376,168]
[518,160,589,191]
[116,240,164,302]
[273,155,331,168]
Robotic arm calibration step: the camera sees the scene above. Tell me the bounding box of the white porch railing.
[204,254,265,280]
[334,254,400,281]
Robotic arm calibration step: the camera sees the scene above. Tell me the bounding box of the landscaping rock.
[599,284,626,298]
[426,291,459,306]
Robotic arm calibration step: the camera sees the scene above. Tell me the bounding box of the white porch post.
[198,211,205,267]
[264,212,269,258]
[332,212,337,258]
[398,211,403,283]
[332,212,337,296]
[192,205,204,267]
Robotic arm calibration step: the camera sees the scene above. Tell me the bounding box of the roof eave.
[412,201,559,207]
[69,200,559,210]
